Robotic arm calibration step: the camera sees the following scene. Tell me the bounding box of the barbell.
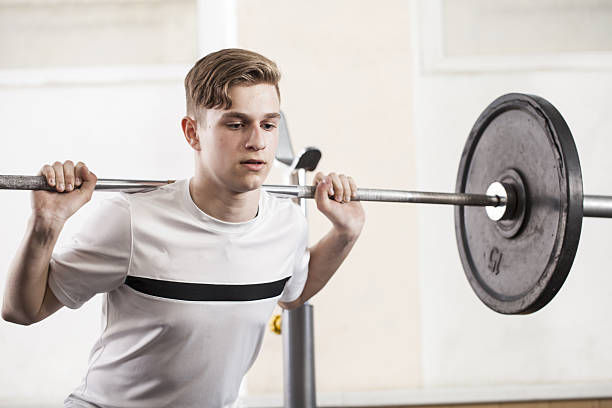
[0,93,609,315]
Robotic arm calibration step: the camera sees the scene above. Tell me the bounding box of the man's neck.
[189,176,260,223]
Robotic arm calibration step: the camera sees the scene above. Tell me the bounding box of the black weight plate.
[455,93,583,314]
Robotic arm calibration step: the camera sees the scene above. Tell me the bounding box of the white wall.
[0,78,192,404]
[0,1,216,404]
[235,0,421,399]
[416,72,612,385]
[414,0,612,394]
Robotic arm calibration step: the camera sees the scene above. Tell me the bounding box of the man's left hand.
[312,172,366,238]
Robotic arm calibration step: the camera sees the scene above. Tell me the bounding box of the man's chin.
[238,170,272,190]
[232,178,265,194]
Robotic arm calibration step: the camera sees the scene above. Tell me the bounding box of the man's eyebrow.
[263,112,281,119]
[220,111,281,120]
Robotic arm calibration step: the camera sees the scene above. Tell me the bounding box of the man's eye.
[227,123,243,129]
[262,123,277,131]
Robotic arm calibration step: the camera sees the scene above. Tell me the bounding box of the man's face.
[195,83,280,193]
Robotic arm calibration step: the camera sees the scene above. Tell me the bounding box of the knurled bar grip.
[285,185,504,206]
[0,175,505,207]
[0,175,172,192]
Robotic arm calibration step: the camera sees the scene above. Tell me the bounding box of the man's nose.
[245,125,266,150]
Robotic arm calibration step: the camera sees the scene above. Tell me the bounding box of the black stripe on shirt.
[124,275,291,302]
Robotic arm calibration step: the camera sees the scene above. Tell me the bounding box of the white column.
[196,0,238,57]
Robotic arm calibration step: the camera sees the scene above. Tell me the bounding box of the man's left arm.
[280,172,365,309]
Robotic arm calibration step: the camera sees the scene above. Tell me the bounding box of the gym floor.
[378,401,612,408]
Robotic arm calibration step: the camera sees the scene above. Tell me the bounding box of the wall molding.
[0,64,190,87]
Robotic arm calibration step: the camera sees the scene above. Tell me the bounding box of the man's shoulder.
[121,179,185,205]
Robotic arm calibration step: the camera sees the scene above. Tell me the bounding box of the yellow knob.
[269,314,282,335]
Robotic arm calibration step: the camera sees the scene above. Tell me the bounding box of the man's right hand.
[32,160,97,224]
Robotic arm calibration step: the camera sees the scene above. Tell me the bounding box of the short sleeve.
[48,195,132,309]
[279,208,309,303]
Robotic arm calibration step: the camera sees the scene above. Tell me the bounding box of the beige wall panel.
[237,0,420,394]
[442,0,612,57]
[0,0,197,69]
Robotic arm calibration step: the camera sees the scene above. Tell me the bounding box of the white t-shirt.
[48,178,310,408]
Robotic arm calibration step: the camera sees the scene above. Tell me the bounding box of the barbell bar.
[2,175,611,219]
[2,175,611,218]
[0,93,607,315]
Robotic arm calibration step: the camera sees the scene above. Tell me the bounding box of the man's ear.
[181,116,201,150]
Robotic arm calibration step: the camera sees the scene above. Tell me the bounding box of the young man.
[2,48,365,407]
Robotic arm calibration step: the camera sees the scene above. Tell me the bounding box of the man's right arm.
[1,161,97,325]
[2,215,65,325]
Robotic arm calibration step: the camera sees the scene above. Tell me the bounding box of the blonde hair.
[184,48,281,117]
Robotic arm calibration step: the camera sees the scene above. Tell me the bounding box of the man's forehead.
[201,83,280,120]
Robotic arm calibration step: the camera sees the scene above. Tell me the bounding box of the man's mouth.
[241,159,266,165]
[240,159,266,171]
